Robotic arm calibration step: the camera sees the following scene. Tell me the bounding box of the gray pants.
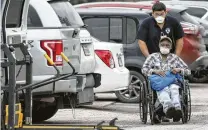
[156,84,181,113]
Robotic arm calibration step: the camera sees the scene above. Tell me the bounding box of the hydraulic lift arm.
[2,52,122,130]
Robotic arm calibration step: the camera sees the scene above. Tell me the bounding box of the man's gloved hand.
[171,68,181,74]
[153,70,166,77]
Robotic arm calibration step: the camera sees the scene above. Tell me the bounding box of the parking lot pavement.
[47,83,208,130]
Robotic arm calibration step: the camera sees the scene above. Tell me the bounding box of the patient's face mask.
[159,41,171,55]
[160,47,170,55]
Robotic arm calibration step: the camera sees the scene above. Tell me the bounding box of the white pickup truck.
[2,0,130,123]
[15,0,100,122]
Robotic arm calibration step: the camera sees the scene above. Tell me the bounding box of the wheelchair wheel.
[185,81,191,122]
[139,81,148,124]
[181,97,186,123]
[148,88,155,125]
[182,80,191,123]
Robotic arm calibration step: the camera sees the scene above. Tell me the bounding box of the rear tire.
[188,71,208,83]
[32,103,58,123]
[115,70,145,103]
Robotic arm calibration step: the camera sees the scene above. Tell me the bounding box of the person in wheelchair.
[142,36,191,123]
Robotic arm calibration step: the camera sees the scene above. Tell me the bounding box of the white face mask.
[155,16,165,24]
[160,47,170,55]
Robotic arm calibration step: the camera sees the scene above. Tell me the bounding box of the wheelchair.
[139,73,191,125]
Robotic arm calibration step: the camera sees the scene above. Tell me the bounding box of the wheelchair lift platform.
[16,125,120,130]
[4,103,120,130]
[1,43,122,130]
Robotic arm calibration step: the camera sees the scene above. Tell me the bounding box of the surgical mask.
[160,47,170,55]
[155,16,165,24]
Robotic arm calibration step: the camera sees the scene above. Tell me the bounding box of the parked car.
[75,2,208,83]
[92,37,130,93]
[75,7,151,103]
[49,0,129,103]
[192,16,208,52]
[151,0,208,21]
[16,0,101,122]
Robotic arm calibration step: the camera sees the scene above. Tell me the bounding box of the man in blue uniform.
[137,2,184,57]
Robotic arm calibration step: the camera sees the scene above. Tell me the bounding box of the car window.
[127,18,137,44]
[136,14,150,24]
[84,18,109,41]
[27,5,43,27]
[186,7,207,18]
[6,0,25,28]
[49,1,84,27]
[110,18,123,43]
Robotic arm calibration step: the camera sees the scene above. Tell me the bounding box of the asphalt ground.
[45,83,208,130]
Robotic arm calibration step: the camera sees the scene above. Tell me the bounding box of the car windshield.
[49,1,84,27]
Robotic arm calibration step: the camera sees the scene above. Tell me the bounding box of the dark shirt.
[137,16,184,54]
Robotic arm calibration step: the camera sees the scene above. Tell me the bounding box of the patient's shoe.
[165,107,175,119]
[161,116,170,122]
[173,107,182,122]
[153,115,161,124]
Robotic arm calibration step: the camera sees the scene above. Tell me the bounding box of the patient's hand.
[171,68,181,74]
[154,70,166,77]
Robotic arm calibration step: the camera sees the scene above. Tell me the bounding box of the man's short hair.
[152,2,166,12]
